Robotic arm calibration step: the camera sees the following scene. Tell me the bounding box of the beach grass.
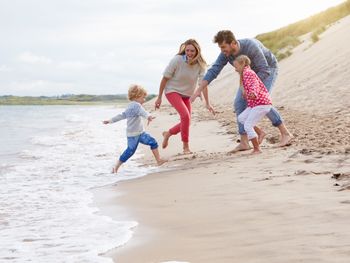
[256,0,350,60]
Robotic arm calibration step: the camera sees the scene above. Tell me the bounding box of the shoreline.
[93,104,235,262]
[93,102,350,263]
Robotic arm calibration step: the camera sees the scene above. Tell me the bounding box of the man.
[191,30,293,152]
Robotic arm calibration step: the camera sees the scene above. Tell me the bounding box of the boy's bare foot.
[112,161,122,174]
[228,142,251,154]
[251,149,262,154]
[258,131,267,145]
[279,133,294,147]
[162,131,171,149]
[157,159,168,166]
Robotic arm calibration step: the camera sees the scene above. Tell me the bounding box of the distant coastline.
[0,94,156,105]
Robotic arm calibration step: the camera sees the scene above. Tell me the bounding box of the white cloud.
[0,65,12,72]
[0,0,345,96]
[18,52,53,65]
[57,61,92,71]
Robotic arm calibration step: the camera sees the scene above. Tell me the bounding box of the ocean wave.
[30,135,66,147]
[64,114,86,123]
[18,149,43,160]
[1,106,154,262]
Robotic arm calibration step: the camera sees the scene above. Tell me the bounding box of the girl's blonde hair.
[234,55,251,88]
[177,39,207,70]
[234,55,251,67]
[128,84,147,101]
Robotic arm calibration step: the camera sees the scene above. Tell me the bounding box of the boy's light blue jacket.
[110,101,150,137]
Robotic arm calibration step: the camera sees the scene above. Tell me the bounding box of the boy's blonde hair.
[128,84,147,101]
[235,55,251,67]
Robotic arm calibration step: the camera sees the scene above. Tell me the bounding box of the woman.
[154,39,214,154]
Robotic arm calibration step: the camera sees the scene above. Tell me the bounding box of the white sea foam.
[64,114,86,123]
[0,105,157,262]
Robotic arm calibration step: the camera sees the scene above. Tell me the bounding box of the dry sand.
[96,15,350,263]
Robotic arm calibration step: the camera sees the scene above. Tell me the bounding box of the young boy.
[103,84,167,173]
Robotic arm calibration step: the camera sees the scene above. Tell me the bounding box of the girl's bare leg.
[254,126,267,145]
[250,137,262,154]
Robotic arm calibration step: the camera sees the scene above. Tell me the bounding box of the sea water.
[0,105,155,262]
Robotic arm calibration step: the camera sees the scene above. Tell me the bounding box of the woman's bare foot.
[183,148,193,155]
[228,142,251,154]
[279,133,294,147]
[182,142,193,155]
[162,131,171,149]
[251,149,262,155]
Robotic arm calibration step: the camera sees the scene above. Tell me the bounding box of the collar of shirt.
[182,54,188,63]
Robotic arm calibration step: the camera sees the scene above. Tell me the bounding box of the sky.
[0,0,345,96]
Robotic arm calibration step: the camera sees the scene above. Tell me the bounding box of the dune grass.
[256,0,350,60]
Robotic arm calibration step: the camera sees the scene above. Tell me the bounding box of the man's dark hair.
[213,30,237,44]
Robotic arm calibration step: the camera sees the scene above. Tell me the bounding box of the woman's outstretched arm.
[155,76,169,110]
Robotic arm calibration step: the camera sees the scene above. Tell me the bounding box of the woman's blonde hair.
[128,84,147,101]
[177,39,207,70]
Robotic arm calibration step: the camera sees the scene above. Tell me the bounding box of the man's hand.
[247,93,257,100]
[154,97,162,110]
[147,116,156,125]
[102,120,110,124]
[206,103,216,115]
[242,90,247,100]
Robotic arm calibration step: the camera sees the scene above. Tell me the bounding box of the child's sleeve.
[243,70,259,97]
[138,105,151,119]
[122,102,150,119]
[109,103,133,123]
[110,112,126,123]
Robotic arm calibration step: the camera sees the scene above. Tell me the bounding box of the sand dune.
[275,16,350,113]
[203,16,350,154]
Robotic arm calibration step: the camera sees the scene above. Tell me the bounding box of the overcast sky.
[0,0,344,96]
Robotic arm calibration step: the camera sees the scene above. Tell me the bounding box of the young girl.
[154,39,214,154]
[103,84,167,173]
[233,55,272,154]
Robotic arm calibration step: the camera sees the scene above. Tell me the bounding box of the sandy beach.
[96,15,350,263]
